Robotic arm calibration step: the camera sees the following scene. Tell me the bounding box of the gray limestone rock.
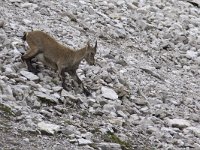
[20,71,39,81]
[167,118,191,129]
[101,86,118,100]
[1,0,200,149]
[34,91,59,104]
[38,121,61,135]
[77,138,93,146]
[95,142,122,150]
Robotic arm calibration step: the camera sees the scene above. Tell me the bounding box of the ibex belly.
[36,53,57,70]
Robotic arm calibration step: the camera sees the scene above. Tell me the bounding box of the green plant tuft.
[103,131,132,150]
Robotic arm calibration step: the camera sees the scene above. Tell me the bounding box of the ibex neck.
[74,46,87,62]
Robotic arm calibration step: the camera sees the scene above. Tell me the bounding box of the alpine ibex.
[21,31,97,96]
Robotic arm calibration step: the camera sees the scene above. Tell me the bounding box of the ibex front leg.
[58,68,69,91]
[68,70,91,96]
[21,48,40,74]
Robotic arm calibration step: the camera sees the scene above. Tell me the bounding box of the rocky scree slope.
[1,0,200,149]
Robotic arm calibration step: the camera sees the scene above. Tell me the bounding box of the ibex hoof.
[28,67,39,74]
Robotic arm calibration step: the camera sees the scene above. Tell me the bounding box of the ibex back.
[21,30,97,96]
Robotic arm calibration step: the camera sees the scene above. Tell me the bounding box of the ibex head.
[85,41,97,65]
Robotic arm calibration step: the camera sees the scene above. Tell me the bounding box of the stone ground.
[1,0,200,149]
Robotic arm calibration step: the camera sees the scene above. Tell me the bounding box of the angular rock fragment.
[20,70,39,81]
[38,121,61,135]
[34,91,58,104]
[101,86,118,100]
[184,126,200,137]
[186,50,198,59]
[9,0,22,2]
[95,142,122,150]
[77,138,93,146]
[167,118,191,129]
[117,110,128,118]
[21,2,38,9]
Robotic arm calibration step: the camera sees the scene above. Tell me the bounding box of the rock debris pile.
[0,0,200,149]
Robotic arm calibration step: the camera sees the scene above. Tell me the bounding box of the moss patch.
[103,131,132,150]
[0,103,15,118]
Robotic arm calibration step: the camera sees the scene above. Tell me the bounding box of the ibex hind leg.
[68,70,91,96]
[22,48,40,74]
[58,67,69,91]
[71,80,91,96]
[25,59,39,74]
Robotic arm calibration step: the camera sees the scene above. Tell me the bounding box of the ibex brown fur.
[21,30,97,96]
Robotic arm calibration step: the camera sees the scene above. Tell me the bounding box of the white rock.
[33,100,41,108]
[52,93,61,99]
[9,0,21,2]
[23,138,30,142]
[5,85,13,96]
[21,2,38,9]
[37,87,50,94]
[186,50,198,59]
[129,114,140,121]
[101,86,118,100]
[63,125,80,135]
[103,104,116,113]
[96,142,122,150]
[22,19,32,25]
[194,143,200,149]
[87,98,96,106]
[77,138,93,145]
[52,86,63,92]
[34,91,58,104]
[4,66,14,73]
[79,0,87,4]
[127,2,137,10]
[140,106,149,112]
[132,97,148,106]
[116,0,125,6]
[81,132,93,139]
[117,110,128,118]
[109,118,125,126]
[108,2,115,9]
[61,89,69,97]
[62,92,78,101]
[161,127,177,135]
[137,5,150,14]
[89,107,95,113]
[184,126,200,137]
[138,0,146,7]
[20,70,39,81]
[195,57,200,64]
[167,118,191,129]
[38,121,61,135]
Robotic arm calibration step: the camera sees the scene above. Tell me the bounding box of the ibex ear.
[94,40,97,52]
